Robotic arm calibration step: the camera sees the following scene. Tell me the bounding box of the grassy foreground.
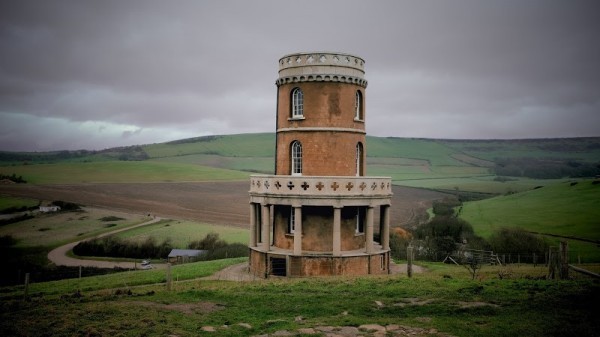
[1,259,598,337]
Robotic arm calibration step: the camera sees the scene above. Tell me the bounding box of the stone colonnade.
[248,202,391,255]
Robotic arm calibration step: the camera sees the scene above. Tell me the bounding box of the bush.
[488,227,548,257]
[200,243,248,260]
[389,232,411,259]
[51,200,81,211]
[414,212,487,260]
[188,232,227,250]
[73,236,173,259]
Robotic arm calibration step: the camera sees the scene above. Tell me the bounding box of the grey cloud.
[1,0,599,151]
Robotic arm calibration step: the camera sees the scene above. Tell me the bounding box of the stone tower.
[249,52,392,277]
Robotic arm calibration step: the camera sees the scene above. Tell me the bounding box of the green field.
[0,259,597,337]
[0,207,148,248]
[0,196,39,212]
[114,219,249,247]
[0,160,249,184]
[143,133,276,158]
[459,179,600,261]
[2,134,599,193]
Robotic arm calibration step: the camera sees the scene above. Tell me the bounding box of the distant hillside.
[1,134,599,191]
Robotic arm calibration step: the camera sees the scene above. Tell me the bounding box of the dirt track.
[47,216,163,269]
[0,181,450,229]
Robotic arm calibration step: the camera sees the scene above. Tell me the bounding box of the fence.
[402,241,600,280]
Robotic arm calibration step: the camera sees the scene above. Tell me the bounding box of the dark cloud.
[1,0,599,151]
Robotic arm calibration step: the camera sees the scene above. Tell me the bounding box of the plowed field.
[0,182,449,228]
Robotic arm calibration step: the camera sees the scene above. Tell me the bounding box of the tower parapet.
[276,52,367,87]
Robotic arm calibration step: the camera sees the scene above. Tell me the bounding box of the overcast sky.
[1,0,599,152]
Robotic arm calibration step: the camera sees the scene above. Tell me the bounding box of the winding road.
[47,216,163,270]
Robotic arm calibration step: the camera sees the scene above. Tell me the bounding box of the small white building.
[39,206,61,213]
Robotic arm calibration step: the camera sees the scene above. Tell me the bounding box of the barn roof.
[168,249,207,258]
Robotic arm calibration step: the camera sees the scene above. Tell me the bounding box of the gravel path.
[47,216,163,269]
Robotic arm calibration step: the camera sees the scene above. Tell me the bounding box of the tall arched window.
[356,142,364,176]
[355,90,363,120]
[291,141,302,175]
[291,88,304,118]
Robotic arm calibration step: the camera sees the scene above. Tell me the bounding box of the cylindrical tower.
[275,52,368,176]
[249,52,392,278]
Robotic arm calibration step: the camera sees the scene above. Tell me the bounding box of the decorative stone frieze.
[250,175,392,198]
[275,74,368,88]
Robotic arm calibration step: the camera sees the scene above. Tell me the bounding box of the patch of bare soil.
[126,301,224,315]
[457,301,500,309]
[197,323,456,336]
[0,182,450,229]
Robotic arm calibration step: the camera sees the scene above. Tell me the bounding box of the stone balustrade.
[249,175,392,198]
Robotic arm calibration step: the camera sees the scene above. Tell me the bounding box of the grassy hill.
[459,179,600,261]
[1,133,599,257]
[0,258,598,337]
[2,133,598,188]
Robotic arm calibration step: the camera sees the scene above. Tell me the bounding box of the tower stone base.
[249,248,390,278]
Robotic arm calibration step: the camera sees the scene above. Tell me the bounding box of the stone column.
[333,206,342,256]
[249,203,257,247]
[261,204,271,251]
[381,205,390,250]
[366,206,374,253]
[293,206,302,255]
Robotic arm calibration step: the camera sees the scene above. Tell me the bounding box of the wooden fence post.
[407,245,413,278]
[23,273,30,299]
[166,263,172,291]
[548,247,558,279]
[559,241,569,280]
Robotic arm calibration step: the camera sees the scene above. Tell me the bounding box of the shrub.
[488,227,548,257]
[389,232,411,259]
[188,232,227,250]
[51,200,81,211]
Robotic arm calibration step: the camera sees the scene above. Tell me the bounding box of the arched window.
[291,88,304,118]
[291,141,302,175]
[355,90,363,120]
[356,142,364,176]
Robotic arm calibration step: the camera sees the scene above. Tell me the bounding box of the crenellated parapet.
[277,52,367,88]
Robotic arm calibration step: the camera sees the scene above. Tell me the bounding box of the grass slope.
[0,196,38,212]
[143,133,276,159]
[0,207,148,248]
[460,180,600,261]
[2,134,599,192]
[0,161,249,184]
[0,260,597,337]
[114,219,249,247]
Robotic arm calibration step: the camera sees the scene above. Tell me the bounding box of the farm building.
[248,52,393,277]
[167,249,207,264]
[39,205,61,213]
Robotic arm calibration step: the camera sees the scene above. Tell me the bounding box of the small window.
[354,90,363,120]
[355,142,363,176]
[291,141,302,176]
[291,88,304,118]
[356,207,364,234]
[288,207,295,234]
